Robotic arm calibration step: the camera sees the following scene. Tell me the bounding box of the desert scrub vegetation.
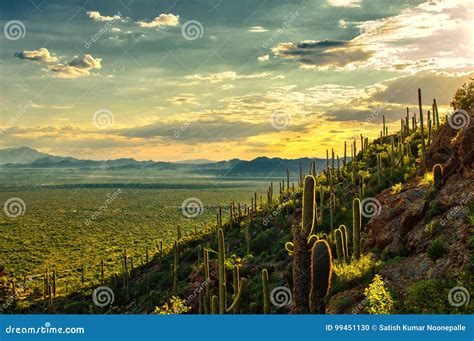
[331,254,382,294]
[1,85,472,315]
[363,274,394,314]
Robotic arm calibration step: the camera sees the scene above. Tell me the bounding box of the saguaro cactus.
[433,163,443,189]
[335,229,344,261]
[329,192,336,233]
[173,240,178,292]
[352,198,361,259]
[291,175,316,313]
[309,240,333,313]
[262,269,270,314]
[418,88,426,167]
[216,228,246,314]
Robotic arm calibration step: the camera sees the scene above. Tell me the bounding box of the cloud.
[31,103,73,110]
[323,71,473,122]
[185,71,271,83]
[248,26,268,33]
[137,13,180,28]
[272,1,473,73]
[166,94,199,105]
[117,118,310,142]
[258,54,269,62]
[327,0,361,7]
[86,11,123,22]
[14,48,58,64]
[272,40,372,70]
[49,54,102,79]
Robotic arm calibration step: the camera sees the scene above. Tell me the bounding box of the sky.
[0,0,473,162]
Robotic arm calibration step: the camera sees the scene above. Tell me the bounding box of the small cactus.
[433,163,443,189]
[335,229,344,261]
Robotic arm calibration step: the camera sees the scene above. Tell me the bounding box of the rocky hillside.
[328,106,473,314]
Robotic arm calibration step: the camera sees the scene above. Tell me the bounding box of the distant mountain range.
[0,147,330,176]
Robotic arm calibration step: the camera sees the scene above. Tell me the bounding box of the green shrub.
[427,238,446,260]
[426,200,447,221]
[403,279,451,313]
[363,274,394,314]
[332,296,354,312]
[331,253,381,293]
[451,81,473,110]
[154,296,190,314]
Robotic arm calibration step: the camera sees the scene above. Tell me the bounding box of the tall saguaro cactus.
[216,228,246,314]
[418,88,426,167]
[262,269,270,314]
[292,175,316,313]
[352,198,361,259]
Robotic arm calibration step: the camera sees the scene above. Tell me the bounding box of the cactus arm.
[226,278,246,313]
[217,228,226,314]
